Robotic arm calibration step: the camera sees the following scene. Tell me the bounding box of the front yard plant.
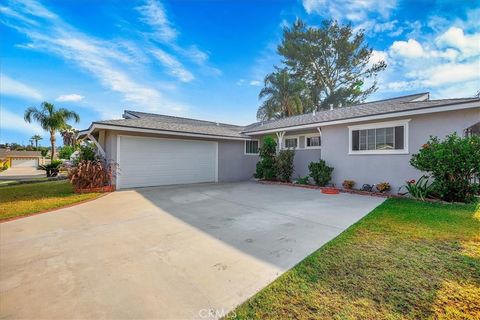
[410,133,480,203]
[401,176,434,201]
[255,136,277,180]
[275,149,295,182]
[342,179,355,189]
[308,160,333,186]
[0,180,100,220]
[376,182,391,193]
[68,160,117,192]
[232,198,480,319]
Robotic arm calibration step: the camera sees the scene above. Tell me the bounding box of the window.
[284,137,298,149]
[349,120,409,154]
[245,140,259,154]
[306,135,321,148]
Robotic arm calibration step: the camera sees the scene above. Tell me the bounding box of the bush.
[295,176,310,185]
[58,145,76,160]
[410,133,480,202]
[376,182,391,193]
[254,161,264,179]
[68,160,116,190]
[342,180,355,189]
[255,136,277,180]
[308,160,333,186]
[401,176,434,201]
[276,149,295,182]
[39,160,63,177]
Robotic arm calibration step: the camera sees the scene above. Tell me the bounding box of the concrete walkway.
[0,182,384,319]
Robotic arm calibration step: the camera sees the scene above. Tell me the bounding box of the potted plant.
[342,180,355,189]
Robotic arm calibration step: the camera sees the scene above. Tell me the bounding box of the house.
[0,149,42,168]
[78,92,480,190]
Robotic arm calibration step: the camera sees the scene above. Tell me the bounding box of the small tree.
[255,136,277,180]
[276,149,295,182]
[309,160,334,186]
[410,133,480,202]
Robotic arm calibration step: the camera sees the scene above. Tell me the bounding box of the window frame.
[244,139,260,155]
[304,133,322,149]
[348,119,410,155]
[283,136,300,150]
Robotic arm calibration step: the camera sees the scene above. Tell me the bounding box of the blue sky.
[1,0,479,146]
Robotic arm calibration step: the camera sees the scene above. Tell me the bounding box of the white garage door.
[11,158,38,167]
[117,136,218,189]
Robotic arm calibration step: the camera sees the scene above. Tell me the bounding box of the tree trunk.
[50,131,56,161]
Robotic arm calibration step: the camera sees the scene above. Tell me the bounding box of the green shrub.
[276,149,295,182]
[295,176,310,185]
[254,162,264,179]
[74,143,97,164]
[255,136,277,180]
[401,176,434,201]
[58,145,76,160]
[410,133,480,202]
[39,160,63,177]
[308,160,333,186]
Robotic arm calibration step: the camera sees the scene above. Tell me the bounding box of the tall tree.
[257,69,312,120]
[24,102,80,161]
[278,19,386,110]
[30,134,43,148]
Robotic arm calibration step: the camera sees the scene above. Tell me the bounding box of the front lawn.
[0,180,101,221]
[232,198,480,319]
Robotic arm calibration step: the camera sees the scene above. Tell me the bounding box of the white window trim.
[348,119,410,155]
[304,133,322,149]
[244,139,260,155]
[282,136,300,150]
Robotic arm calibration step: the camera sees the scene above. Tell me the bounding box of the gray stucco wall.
[321,108,479,192]
[101,130,257,183]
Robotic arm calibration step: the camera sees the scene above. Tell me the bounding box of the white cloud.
[249,80,261,86]
[1,0,189,116]
[377,12,480,99]
[0,107,43,134]
[390,39,424,58]
[151,48,194,82]
[0,74,42,100]
[435,27,480,59]
[302,0,397,22]
[136,0,177,42]
[56,94,84,102]
[369,50,388,66]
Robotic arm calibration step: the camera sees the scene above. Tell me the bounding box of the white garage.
[117,135,218,189]
[11,158,39,168]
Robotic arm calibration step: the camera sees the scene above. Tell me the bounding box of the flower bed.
[74,185,116,194]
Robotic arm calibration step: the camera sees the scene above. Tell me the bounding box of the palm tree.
[257,69,311,120]
[24,102,80,160]
[30,134,43,148]
[60,125,78,146]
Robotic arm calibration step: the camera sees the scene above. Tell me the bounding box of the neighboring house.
[78,92,480,190]
[0,149,42,168]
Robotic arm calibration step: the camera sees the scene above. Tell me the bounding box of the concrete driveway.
[0,182,384,319]
[0,167,45,180]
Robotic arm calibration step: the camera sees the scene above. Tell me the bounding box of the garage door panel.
[12,158,38,168]
[118,136,217,189]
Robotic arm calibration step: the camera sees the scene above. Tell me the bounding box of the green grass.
[232,198,480,320]
[0,180,100,220]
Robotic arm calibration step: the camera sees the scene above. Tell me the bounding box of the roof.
[0,149,42,158]
[243,96,480,133]
[80,92,480,138]
[93,115,249,138]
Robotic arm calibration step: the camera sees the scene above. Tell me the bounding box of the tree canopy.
[257,19,386,119]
